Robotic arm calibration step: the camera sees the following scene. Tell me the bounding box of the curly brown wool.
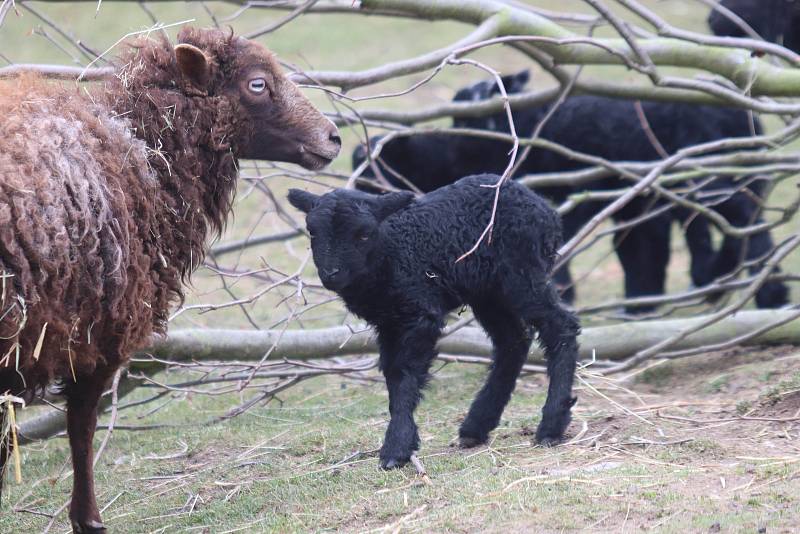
[0,26,339,532]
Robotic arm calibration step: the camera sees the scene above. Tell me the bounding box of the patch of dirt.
[754,390,800,419]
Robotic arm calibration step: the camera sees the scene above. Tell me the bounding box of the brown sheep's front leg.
[66,370,111,534]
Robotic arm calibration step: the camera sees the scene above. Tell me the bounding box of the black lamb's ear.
[287,189,320,213]
[511,69,530,91]
[175,43,210,89]
[373,191,415,220]
[495,69,530,96]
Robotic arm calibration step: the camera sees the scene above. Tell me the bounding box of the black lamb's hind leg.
[458,303,533,448]
[377,315,443,469]
[530,284,580,445]
[553,210,586,305]
[552,263,575,305]
[711,192,789,308]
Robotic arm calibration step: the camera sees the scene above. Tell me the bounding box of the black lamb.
[352,71,789,311]
[288,174,580,469]
[708,0,800,53]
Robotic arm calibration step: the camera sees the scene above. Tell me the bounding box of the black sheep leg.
[377,317,442,469]
[552,210,590,305]
[551,264,575,305]
[614,216,672,313]
[66,370,111,534]
[711,193,789,308]
[459,304,533,448]
[529,285,580,445]
[682,214,716,289]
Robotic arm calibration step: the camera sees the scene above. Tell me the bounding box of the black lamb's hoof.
[380,456,410,470]
[535,396,576,446]
[71,519,107,534]
[534,434,564,447]
[458,435,486,449]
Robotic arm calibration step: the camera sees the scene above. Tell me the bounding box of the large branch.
[8,1,800,118]
[16,309,799,442]
[291,14,503,91]
[146,309,799,364]
[358,0,800,97]
[0,63,113,80]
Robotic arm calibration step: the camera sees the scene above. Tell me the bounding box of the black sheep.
[708,0,800,53]
[288,175,580,469]
[353,72,789,310]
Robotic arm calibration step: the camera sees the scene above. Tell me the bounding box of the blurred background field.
[1,1,799,532]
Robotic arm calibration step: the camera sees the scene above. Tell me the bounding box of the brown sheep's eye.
[248,78,267,94]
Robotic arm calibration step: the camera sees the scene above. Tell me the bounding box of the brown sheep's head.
[174,27,341,170]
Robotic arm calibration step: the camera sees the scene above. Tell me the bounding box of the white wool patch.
[2,99,154,282]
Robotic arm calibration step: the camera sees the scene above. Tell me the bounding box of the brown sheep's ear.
[288,189,320,213]
[175,43,209,89]
[373,191,414,221]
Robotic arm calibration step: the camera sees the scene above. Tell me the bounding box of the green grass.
[1,1,800,532]
[5,351,800,532]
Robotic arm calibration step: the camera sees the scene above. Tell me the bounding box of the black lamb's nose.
[323,267,340,278]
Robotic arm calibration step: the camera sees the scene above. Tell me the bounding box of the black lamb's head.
[452,69,530,130]
[287,188,414,291]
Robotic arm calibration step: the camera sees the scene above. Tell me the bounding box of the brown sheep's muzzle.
[243,121,341,170]
[240,78,341,170]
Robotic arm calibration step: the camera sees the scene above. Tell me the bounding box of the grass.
[1,0,799,532]
[4,347,800,532]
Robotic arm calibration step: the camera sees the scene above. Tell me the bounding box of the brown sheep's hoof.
[71,519,107,533]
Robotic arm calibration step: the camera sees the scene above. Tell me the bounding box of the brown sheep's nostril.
[329,132,342,147]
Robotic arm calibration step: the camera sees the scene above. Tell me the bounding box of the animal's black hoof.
[380,456,409,470]
[755,281,790,309]
[71,519,107,534]
[535,435,563,447]
[458,435,486,449]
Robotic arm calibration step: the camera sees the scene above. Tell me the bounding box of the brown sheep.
[0,26,340,532]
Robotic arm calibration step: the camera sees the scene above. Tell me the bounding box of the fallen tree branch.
[16,309,799,442]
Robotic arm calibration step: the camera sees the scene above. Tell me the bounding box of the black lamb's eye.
[248,78,267,94]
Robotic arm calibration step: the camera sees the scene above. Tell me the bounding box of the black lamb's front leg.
[377,315,442,469]
[531,285,580,445]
